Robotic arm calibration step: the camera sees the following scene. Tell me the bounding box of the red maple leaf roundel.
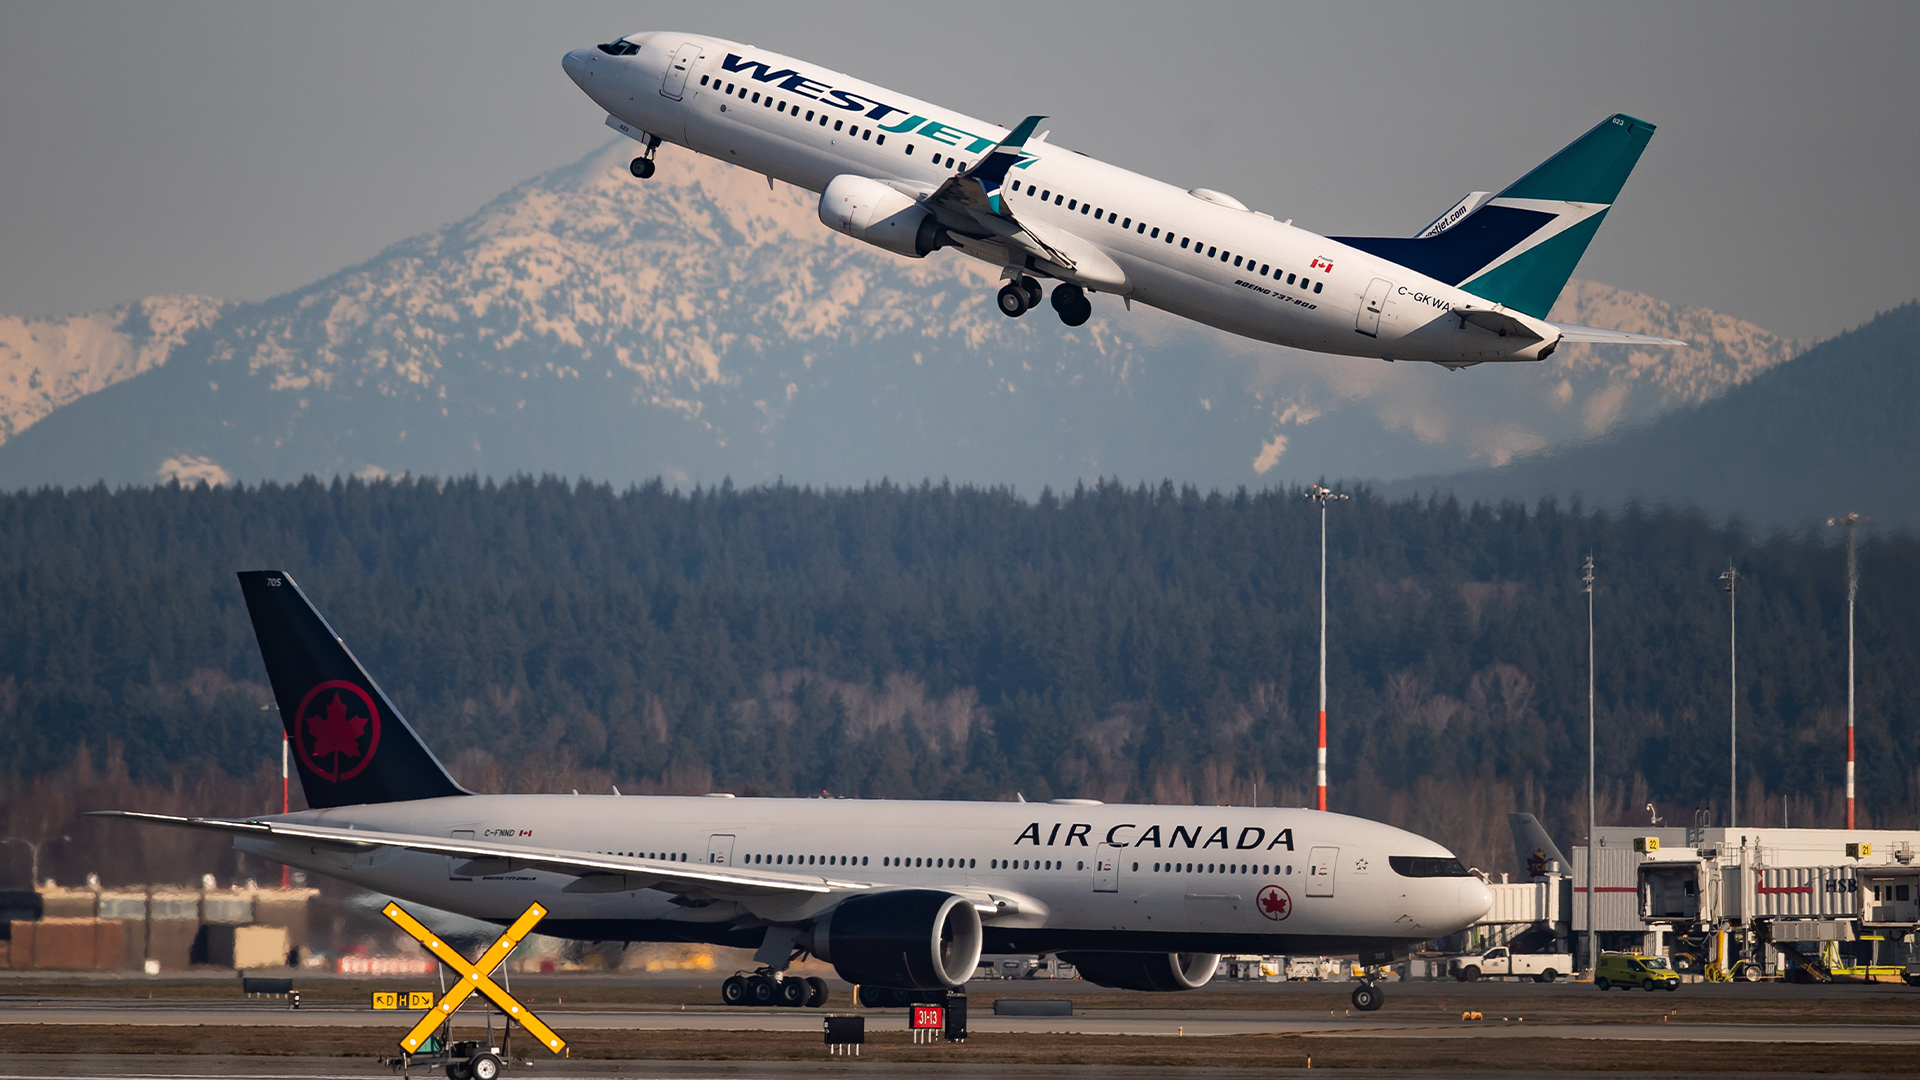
[294,680,382,783]
[1257,884,1292,921]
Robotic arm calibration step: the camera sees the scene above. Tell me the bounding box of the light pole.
[1828,513,1862,829]
[1305,483,1348,813]
[1582,553,1596,977]
[1719,562,1741,828]
[2,834,68,887]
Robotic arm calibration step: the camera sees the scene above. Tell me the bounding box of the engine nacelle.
[818,174,947,258]
[807,889,982,990]
[1059,951,1220,992]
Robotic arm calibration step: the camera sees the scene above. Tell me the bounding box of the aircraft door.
[706,834,735,866]
[661,41,703,101]
[1306,846,1337,897]
[1093,844,1121,892]
[448,829,474,881]
[1356,279,1392,337]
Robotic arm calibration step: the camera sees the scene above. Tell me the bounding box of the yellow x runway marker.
[382,900,567,1056]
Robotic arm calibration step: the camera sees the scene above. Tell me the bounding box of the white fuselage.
[243,793,1490,954]
[562,33,1559,365]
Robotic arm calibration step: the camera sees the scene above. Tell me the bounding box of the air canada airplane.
[561,33,1683,369]
[103,572,1493,1013]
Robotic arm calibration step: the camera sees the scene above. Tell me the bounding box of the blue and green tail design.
[1332,114,1656,318]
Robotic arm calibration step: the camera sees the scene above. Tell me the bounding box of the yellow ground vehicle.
[1594,952,1679,992]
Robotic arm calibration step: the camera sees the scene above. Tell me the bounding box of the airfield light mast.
[281,731,291,889]
[1582,553,1596,978]
[1720,562,1741,828]
[1828,513,1862,829]
[1306,484,1348,813]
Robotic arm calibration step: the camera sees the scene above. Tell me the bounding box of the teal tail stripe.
[1499,113,1656,205]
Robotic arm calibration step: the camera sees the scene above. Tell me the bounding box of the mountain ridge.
[0,141,1801,493]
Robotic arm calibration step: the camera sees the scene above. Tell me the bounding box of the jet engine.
[1058,951,1220,991]
[806,889,983,990]
[818,174,948,258]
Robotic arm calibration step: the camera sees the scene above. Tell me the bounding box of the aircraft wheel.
[747,974,776,1006]
[996,283,1030,317]
[1350,983,1383,1012]
[720,974,748,1006]
[1051,284,1091,327]
[630,156,656,179]
[1021,276,1043,306]
[805,976,829,1008]
[778,977,810,1007]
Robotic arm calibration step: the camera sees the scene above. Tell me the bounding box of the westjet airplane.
[103,572,1493,1013]
[561,33,1682,368]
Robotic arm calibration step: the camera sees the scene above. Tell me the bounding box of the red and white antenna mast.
[1305,483,1348,813]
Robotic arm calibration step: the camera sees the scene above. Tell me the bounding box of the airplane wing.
[1550,323,1687,346]
[914,115,1106,282]
[91,810,865,901]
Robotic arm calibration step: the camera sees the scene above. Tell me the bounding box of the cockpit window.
[1389,856,1471,878]
[596,39,640,56]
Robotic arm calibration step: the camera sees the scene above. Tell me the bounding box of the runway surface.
[3,997,1915,1044]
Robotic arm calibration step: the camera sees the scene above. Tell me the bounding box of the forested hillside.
[0,478,1913,885]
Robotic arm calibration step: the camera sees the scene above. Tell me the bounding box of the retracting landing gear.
[1050,283,1093,327]
[996,276,1045,318]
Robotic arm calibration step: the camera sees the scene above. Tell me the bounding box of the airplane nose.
[561,48,589,84]
[1458,877,1493,926]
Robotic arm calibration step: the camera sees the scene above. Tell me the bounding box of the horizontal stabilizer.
[1552,323,1687,346]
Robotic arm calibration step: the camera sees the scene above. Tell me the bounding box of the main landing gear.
[720,970,828,1008]
[1050,283,1093,327]
[995,276,1044,318]
[994,278,1092,327]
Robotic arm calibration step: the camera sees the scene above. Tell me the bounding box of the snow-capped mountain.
[0,142,1798,491]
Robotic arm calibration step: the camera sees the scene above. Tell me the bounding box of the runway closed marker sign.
[382,900,568,1056]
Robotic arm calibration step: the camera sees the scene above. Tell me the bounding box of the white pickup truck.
[1452,946,1573,983]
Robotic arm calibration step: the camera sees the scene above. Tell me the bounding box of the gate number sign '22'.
[296,680,381,782]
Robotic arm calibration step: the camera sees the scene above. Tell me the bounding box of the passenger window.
[876,134,884,145]
[724,82,734,93]
[1068,199,1077,210]
[1181,238,1190,249]
[776,101,785,113]
[1234,256,1243,267]
[1056,194,1064,205]
[700,75,709,86]
[1260,263,1269,275]
[751,92,760,104]
[863,130,871,141]
[959,161,968,170]
[806,110,814,121]
[1122,217,1131,228]
[819,115,828,126]
[1314,282,1323,293]
[1042,189,1051,200]
[905,144,914,155]
[1207,245,1217,257]
[834,119,843,131]
[1287,273,1296,284]
[1093,207,1103,217]
[1150,227,1159,238]
[1081,204,1090,214]
[1137,223,1146,234]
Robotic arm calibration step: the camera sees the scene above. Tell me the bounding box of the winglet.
[999,114,1047,152]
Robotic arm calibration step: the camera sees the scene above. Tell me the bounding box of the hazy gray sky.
[3,1,1915,343]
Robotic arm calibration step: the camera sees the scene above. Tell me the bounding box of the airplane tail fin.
[238,571,468,809]
[1508,812,1570,880]
[1332,114,1656,318]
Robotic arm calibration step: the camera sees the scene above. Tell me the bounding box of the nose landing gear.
[626,130,662,180]
[629,156,656,179]
[1350,970,1385,1012]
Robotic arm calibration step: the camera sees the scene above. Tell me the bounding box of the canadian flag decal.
[1310,257,1335,273]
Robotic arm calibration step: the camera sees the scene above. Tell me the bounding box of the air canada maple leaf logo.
[294,680,381,783]
[1257,884,1292,921]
